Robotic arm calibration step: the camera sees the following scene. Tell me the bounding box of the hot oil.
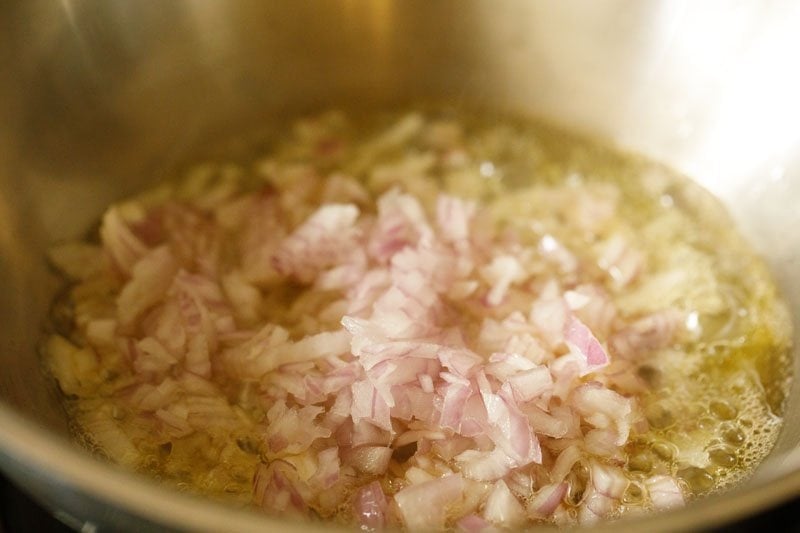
[52,107,793,522]
[430,109,785,519]
[428,109,793,509]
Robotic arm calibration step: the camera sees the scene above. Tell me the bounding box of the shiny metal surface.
[1,1,799,531]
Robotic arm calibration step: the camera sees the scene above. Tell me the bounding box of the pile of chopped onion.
[45,112,699,530]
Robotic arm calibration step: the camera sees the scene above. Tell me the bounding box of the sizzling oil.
[48,107,793,519]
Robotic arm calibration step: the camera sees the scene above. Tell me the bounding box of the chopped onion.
[354,480,389,530]
[483,480,526,527]
[645,475,684,510]
[49,111,724,530]
[394,474,465,530]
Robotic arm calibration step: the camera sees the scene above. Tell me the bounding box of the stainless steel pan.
[1,1,799,530]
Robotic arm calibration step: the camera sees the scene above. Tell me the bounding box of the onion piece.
[610,309,684,359]
[354,480,389,530]
[507,366,553,403]
[578,461,629,524]
[645,475,684,510]
[344,446,393,476]
[527,482,568,518]
[117,246,179,328]
[394,473,465,531]
[436,195,476,246]
[368,188,432,263]
[571,383,633,445]
[310,447,341,490]
[481,255,526,307]
[563,315,609,374]
[100,206,148,276]
[252,461,309,517]
[483,480,526,527]
[529,281,568,349]
[456,514,496,532]
[351,380,392,431]
[272,203,361,283]
[597,234,643,288]
[263,401,331,456]
[455,448,514,482]
[477,372,542,466]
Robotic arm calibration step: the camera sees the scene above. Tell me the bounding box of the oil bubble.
[652,441,677,461]
[628,452,655,473]
[623,482,644,504]
[678,467,715,492]
[722,425,746,447]
[710,400,737,420]
[708,447,737,468]
[646,402,675,429]
[637,365,661,387]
